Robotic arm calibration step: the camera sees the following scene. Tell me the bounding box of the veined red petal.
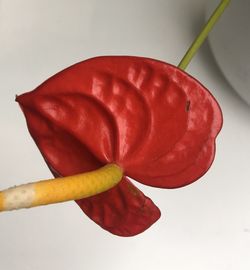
[17,57,222,189]
[122,65,223,187]
[76,177,160,236]
[16,56,222,235]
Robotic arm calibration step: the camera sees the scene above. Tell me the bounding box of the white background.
[0,1,250,269]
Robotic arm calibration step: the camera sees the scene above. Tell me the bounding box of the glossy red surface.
[16,56,222,236]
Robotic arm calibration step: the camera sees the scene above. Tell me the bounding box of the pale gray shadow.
[191,7,250,113]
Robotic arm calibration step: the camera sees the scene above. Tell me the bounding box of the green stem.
[178,0,230,70]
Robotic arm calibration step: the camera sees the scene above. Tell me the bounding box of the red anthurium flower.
[16,56,222,236]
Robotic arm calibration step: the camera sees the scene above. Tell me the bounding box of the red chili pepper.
[16,56,222,236]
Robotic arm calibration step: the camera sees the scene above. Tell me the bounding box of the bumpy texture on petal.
[16,56,222,236]
[76,177,161,236]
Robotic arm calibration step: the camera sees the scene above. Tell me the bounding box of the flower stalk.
[178,0,231,70]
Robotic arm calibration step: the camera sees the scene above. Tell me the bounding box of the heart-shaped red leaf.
[16,56,222,236]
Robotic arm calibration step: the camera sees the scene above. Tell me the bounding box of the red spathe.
[16,56,222,236]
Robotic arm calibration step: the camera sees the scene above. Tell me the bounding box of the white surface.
[0,1,250,269]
